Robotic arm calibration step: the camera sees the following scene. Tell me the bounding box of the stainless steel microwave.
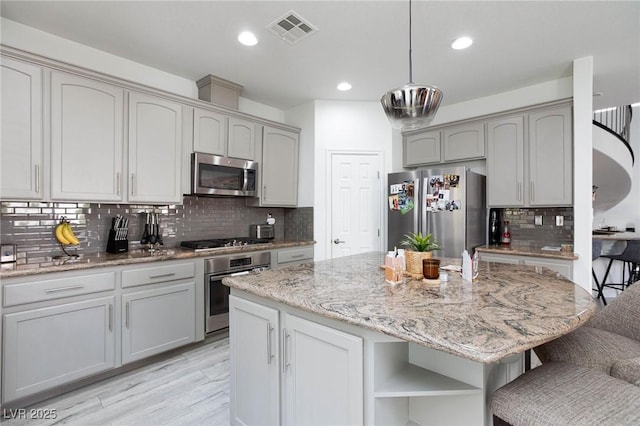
[191,152,257,197]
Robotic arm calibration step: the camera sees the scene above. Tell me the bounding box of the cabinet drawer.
[277,247,314,264]
[3,272,116,307]
[122,262,195,288]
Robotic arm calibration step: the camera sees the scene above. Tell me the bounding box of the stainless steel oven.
[204,251,271,334]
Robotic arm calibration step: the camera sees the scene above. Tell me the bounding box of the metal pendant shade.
[381,0,443,130]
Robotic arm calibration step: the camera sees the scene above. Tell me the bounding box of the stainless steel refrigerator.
[387,167,486,258]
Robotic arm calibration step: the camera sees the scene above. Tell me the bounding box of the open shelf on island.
[374,362,481,397]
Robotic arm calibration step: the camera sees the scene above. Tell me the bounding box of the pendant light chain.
[408,0,413,84]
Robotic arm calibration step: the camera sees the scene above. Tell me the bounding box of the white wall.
[573,57,595,292]
[1,17,284,121]
[312,100,392,261]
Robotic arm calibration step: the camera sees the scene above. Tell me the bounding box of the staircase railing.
[593,105,634,165]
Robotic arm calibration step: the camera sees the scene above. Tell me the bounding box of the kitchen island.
[223,251,595,426]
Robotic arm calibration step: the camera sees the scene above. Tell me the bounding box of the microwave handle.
[242,169,249,191]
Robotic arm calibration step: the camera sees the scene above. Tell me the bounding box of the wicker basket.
[405,250,433,275]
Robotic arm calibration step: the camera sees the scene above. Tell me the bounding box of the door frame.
[325,150,385,258]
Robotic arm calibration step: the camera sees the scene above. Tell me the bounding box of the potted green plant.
[400,232,441,275]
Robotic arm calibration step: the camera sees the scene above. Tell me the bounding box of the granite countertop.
[476,244,579,260]
[223,252,595,364]
[0,240,315,279]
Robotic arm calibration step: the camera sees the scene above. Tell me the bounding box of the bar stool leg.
[598,258,616,305]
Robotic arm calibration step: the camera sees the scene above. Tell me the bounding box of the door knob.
[333,239,346,244]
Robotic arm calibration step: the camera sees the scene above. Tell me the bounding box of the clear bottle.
[501,221,511,245]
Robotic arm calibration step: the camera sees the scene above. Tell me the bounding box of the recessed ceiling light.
[337,82,352,91]
[238,31,258,46]
[451,36,473,50]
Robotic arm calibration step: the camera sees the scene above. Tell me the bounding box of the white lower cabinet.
[479,252,573,280]
[2,259,201,405]
[3,296,116,402]
[231,290,522,426]
[122,281,196,364]
[229,293,363,426]
[229,295,280,426]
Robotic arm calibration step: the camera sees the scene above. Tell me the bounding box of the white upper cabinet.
[256,126,299,207]
[1,57,44,200]
[128,92,183,204]
[487,115,525,207]
[486,103,573,208]
[528,105,573,206]
[193,107,227,156]
[228,116,257,160]
[443,121,485,162]
[404,130,441,166]
[50,71,124,201]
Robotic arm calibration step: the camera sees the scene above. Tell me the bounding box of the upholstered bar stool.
[599,240,640,305]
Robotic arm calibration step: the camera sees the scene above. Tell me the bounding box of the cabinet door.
[1,57,43,200]
[261,126,299,206]
[522,258,572,280]
[121,282,195,364]
[443,121,485,162]
[193,108,227,156]
[404,130,441,166]
[2,296,116,403]
[51,72,124,201]
[487,116,525,207]
[528,106,573,206]
[128,92,183,203]
[229,295,280,426]
[282,313,363,426]
[228,117,256,160]
[478,253,521,265]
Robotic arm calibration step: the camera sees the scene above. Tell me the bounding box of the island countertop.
[223,251,595,363]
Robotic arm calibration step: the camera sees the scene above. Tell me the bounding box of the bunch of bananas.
[54,217,80,246]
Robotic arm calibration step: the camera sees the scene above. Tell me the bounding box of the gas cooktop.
[180,237,273,250]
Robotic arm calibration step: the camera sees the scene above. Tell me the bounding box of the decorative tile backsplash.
[1,196,313,265]
[501,207,574,247]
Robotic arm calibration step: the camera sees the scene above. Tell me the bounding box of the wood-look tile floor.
[2,336,231,426]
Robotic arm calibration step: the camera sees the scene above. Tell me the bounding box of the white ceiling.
[1,1,638,111]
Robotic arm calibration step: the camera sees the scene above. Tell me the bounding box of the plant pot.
[405,250,433,275]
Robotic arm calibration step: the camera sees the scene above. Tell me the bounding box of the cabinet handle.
[242,169,249,191]
[290,254,305,259]
[149,272,176,279]
[267,322,274,364]
[263,185,267,199]
[108,304,113,332]
[517,182,522,201]
[131,174,135,196]
[281,328,290,373]
[116,172,121,196]
[530,182,534,202]
[125,302,130,328]
[34,164,40,193]
[44,284,84,293]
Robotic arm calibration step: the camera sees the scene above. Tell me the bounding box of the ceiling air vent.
[268,11,318,44]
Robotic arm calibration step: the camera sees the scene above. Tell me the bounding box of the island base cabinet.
[229,295,280,426]
[2,296,116,403]
[229,293,363,426]
[121,282,195,364]
[282,313,363,426]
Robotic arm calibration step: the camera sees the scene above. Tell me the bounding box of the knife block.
[106,229,128,254]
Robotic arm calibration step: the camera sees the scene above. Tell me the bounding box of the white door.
[330,152,382,258]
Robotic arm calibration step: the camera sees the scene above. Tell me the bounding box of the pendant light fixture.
[380,0,443,130]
